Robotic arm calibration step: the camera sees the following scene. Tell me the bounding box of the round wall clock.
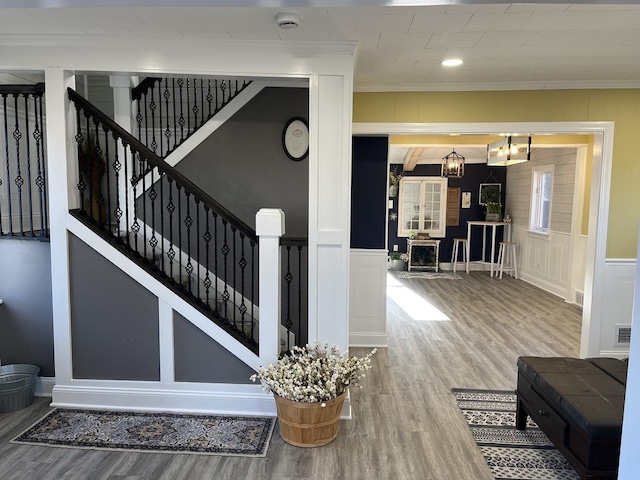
[282,117,309,161]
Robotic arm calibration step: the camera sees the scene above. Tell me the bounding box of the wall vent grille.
[575,290,584,307]
[615,325,632,345]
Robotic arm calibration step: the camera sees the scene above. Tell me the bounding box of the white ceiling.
[1,2,640,91]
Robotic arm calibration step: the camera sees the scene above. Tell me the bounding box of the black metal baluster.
[184,190,193,294]
[122,141,130,247]
[32,95,47,238]
[103,126,112,231]
[141,154,147,259]
[37,94,48,236]
[298,245,303,346]
[214,80,219,113]
[92,119,104,225]
[159,168,165,274]
[177,184,183,288]
[83,113,93,219]
[112,134,123,240]
[250,239,256,342]
[207,80,212,118]
[195,198,201,301]
[220,80,227,108]
[149,166,158,263]
[200,79,204,126]
[213,213,219,314]
[177,78,184,143]
[204,206,211,307]
[13,95,24,236]
[2,95,12,235]
[130,149,140,252]
[232,225,237,328]
[222,220,230,322]
[164,79,171,155]
[239,233,247,337]
[192,78,198,130]
[143,94,149,150]
[285,245,293,351]
[136,97,143,146]
[150,85,157,155]
[186,79,191,134]
[73,107,85,221]
[23,95,34,236]
[167,177,175,280]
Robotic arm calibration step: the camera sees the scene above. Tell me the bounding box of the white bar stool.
[451,238,467,273]
[497,241,518,279]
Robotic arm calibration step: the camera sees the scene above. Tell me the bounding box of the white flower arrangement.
[250,343,377,403]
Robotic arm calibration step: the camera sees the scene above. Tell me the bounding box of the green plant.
[389,171,401,187]
[486,201,502,214]
[389,252,409,261]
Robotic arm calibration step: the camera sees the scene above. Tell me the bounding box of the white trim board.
[353,121,614,359]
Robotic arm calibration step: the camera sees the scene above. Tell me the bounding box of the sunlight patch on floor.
[387,273,450,321]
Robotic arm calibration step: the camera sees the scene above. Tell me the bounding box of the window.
[530,165,554,233]
[398,177,448,238]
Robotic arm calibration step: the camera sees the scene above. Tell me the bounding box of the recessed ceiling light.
[275,12,301,29]
[442,59,463,67]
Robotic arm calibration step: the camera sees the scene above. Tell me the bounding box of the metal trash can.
[0,364,40,413]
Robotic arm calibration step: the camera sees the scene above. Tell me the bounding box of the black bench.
[516,356,627,480]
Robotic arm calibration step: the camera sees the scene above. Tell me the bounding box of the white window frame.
[530,165,554,234]
[397,176,448,238]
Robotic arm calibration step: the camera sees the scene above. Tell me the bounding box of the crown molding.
[354,80,640,92]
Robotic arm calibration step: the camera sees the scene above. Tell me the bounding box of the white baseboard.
[35,376,55,397]
[518,271,567,299]
[51,382,353,419]
[349,332,388,347]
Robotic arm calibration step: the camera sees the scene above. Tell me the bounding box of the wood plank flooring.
[0,272,582,480]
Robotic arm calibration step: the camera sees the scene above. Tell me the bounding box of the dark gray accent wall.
[176,87,309,237]
[69,234,160,381]
[0,240,54,376]
[173,312,254,384]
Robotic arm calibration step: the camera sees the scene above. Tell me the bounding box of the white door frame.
[353,121,614,358]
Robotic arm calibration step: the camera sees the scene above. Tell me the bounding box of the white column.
[45,68,76,389]
[110,75,135,233]
[256,208,285,366]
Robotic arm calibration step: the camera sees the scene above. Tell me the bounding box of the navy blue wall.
[388,163,507,264]
[351,136,389,249]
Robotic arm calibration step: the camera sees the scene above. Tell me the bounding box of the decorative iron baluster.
[213,211,219,314]
[164,79,171,155]
[221,219,230,321]
[92,120,105,226]
[184,190,193,294]
[284,245,293,351]
[203,206,212,307]
[171,79,177,151]
[122,140,130,247]
[186,79,191,134]
[149,85,157,155]
[220,80,227,108]
[250,239,256,342]
[166,177,175,280]
[239,233,248,337]
[13,95,24,235]
[135,97,143,145]
[195,198,201,300]
[232,225,237,328]
[207,80,212,118]
[192,78,199,130]
[214,80,219,114]
[159,167,165,274]
[37,94,48,236]
[112,134,123,239]
[177,78,185,143]
[2,95,12,235]
[149,167,158,262]
[73,107,85,221]
[141,154,147,259]
[200,79,204,126]
[103,125,112,231]
[23,94,34,236]
[177,184,183,288]
[130,149,140,252]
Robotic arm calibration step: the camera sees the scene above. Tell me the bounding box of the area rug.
[11,409,275,457]
[396,271,461,280]
[452,389,579,480]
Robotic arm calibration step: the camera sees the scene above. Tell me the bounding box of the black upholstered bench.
[516,356,627,480]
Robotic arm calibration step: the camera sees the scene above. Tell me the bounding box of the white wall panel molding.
[349,249,387,347]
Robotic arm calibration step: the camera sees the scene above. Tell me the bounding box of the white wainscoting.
[349,249,388,347]
[512,226,571,299]
[597,259,636,358]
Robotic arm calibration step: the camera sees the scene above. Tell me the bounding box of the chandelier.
[441,149,465,177]
[487,135,531,166]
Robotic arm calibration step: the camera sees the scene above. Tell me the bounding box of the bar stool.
[497,241,518,279]
[451,238,467,273]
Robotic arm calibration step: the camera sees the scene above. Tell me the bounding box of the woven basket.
[274,391,346,447]
[0,364,40,413]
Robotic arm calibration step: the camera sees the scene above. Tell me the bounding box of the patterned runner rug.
[11,409,275,457]
[452,389,579,480]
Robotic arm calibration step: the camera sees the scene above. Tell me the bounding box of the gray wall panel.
[176,87,309,237]
[0,240,54,376]
[174,312,254,384]
[69,234,160,381]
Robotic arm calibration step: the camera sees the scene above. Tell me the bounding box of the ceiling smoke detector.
[275,12,301,29]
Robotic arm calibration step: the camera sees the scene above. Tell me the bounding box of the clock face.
[282,118,309,161]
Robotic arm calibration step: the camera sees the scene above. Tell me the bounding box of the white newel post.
[256,208,285,366]
[110,75,135,234]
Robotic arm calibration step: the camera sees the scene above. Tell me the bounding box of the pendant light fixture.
[441,149,465,177]
[487,135,531,166]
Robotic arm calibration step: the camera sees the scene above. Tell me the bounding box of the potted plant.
[250,343,376,447]
[389,170,401,198]
[485,201,502,222]
[388,251,409,271]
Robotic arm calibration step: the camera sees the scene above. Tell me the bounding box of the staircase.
[69,87,260,354]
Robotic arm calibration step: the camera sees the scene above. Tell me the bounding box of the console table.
[407,239,440,272]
